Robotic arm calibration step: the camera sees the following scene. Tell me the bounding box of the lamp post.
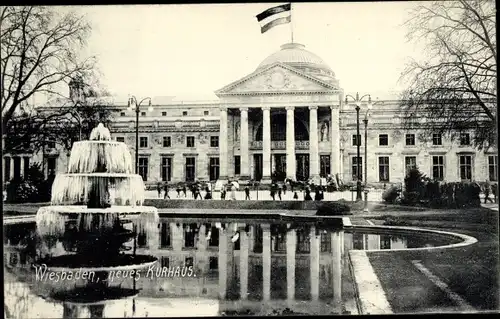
[362,99,374,212]
[127,96,153,174]
[345,92,371,202]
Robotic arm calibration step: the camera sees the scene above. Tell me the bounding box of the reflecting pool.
[3,218,461,318]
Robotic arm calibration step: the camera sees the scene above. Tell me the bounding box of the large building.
[3,43,498,186]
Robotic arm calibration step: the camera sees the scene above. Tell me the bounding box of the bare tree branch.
[399,0,496,150]
[1,6,96,131]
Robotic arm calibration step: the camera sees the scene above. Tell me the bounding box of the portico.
[216,43,343,184]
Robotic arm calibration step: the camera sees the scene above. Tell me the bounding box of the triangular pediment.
[216,63,336,95]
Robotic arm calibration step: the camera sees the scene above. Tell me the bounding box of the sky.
[56,2,426,102]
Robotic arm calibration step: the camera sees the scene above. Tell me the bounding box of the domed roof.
[256,43,337,85]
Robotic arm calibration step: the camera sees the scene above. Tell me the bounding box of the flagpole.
[290,2,294,43]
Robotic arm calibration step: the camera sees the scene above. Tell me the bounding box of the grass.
[365,214,499,312]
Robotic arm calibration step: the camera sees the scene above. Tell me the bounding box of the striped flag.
[256,3,291,34]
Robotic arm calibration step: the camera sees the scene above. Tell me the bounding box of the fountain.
[33,123,159,304]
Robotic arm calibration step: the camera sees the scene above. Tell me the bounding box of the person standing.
[492,183,498,203]
[156,182,162,198]
[245,186,251,200]
[270,183,276,200]
[277,184,282,201]
[182,185,187,198]
[484,181,493,203]
[230,184,237,200]
[163,183,170,199]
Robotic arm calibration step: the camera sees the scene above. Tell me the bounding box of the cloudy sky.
[65,2,425,102]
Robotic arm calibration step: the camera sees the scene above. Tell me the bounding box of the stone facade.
[3,43,497,187]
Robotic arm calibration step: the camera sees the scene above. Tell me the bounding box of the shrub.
[316,201,351,216]
[402,168,428,205]
[5,163,53,203]
[382,185,401,203]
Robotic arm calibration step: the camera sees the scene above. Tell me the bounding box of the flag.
[256,3,291,34]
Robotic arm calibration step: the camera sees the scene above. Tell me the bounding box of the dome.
[256,43,337,84]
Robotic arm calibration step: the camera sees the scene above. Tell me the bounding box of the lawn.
[366,212,499,313]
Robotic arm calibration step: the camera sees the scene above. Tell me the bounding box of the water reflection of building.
[4,221,345,316]
[344,232,408,251]
[133,221,344,309]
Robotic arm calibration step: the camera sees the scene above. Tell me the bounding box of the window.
[405,156,417,177]
[210,136,219,147]
[184,224,197,248]
[116,137,125,143]
[296,227,310,253]
[320,232,331,252]
[432,133,442,146]
[138,230,147,248]
[320,155,331,177]
[379,134,389,146]
[162,111,167,116]
[161,157,172,182]
[141,111,146,116]
[208,226,219,247]
[163,136,171,147]
[209,157,220,181]
[204,111,209,116]
[161,257,169,268]
[185,257,194,268]
[139,158,148,181]
[460,133,471,146]
[47,141,56,149]
[139,137,148,148]
[488,156,498,181]
[209,257,218,270]
[405,134,415,146]
[379,156,390,182]
[459,155,472,180]
[352,134,361,146]
[160,223,171,248]
[351,156,362,181]
[186,136,195,148]
[432,156,445,181]
[120,112,126,116]
[182,111,188,116]
[185,157,196,182]
[47,158,57,177]
[234,156,241,175]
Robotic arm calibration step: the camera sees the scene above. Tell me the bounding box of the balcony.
[249,141,310,150]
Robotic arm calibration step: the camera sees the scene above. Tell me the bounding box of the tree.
[1,6,96,131]
[3,84,115,154]
[399,0,496,150]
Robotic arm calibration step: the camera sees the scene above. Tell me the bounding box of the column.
[171,223,183,252]
[20,157,25,178]
[240,107,250,180]
[262,224,271,301]
[310,226,320,301]
[219,106,229,181]
[286,106,296,180]
[331,231,342,309]
[218,229,229,299]
[239,225,249,300]
[262,106,272,182]
[248,225,255,253]
[286,227,296,301]
[330,105,340,176]
[309,106,319,183]
[9,156,14,180]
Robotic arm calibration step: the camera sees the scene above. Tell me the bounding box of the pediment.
[216,63,336,95]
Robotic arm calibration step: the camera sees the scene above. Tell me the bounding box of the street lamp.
[345,92,371,202]
[127,96,153,174]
